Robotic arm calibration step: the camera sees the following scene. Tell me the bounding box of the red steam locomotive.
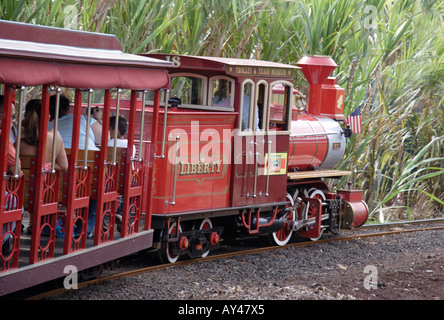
[0,20,368,296]
[144,53,368,262]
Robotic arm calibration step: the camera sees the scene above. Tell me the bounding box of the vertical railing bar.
[266,140,272,196]
[160,90,170,159]
[112,89,121,165]
[171,135,180,205]
[253,152,258,198]
[138,90,147,162]
[84,89,93,168]
[50,87,61,173]
[14,86,26,177]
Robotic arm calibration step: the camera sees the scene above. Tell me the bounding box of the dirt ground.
[304,238,444,300]
[49,225,444,302]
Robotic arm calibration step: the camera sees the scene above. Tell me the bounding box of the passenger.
[212,82,231,107]
[0,96,22,254]
[241,92,260,132]
[19,99,68,235]
[242,91,250,131]
[48,95,101,238]
[90,106,103,125]
[47,94,99,151]
[107,115,134,232]
[47,94,98,238]
[20,99,68,171]
[108,115,136,157]
[0,96,21,175]
[9,102,18,145]
[212,89,225,105]
[89,106,107,146]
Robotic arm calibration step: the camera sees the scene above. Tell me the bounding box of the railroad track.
[26,218,444,300]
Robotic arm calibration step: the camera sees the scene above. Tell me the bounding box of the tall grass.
[1,0,443,221]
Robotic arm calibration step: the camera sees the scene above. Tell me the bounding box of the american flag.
[346,105,362,133]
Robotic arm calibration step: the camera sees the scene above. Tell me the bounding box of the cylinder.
[251,215,287,234]
[337,190,369,228]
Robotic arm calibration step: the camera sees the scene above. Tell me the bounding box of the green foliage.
[1,0,443,220]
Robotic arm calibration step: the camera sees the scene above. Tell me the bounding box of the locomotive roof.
[145,54,299,77]
[0,20,171,89]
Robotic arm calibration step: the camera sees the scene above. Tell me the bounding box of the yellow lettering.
[178,161,223,175]
[235,66,252,74]
[179,162,187,175]
[257,68,270,75]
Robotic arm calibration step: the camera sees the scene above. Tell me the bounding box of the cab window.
[255,81,268,132]
[269,82,292,131]
[170,74,206,105]
[209,77,234,108]
[240,81,254,132]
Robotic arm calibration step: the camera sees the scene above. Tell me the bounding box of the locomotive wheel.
[305,188,326,241]
[197,218,213,258]
[159,222,182,264]
[268,193,295,246]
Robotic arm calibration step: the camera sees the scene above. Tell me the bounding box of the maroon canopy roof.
[0,20,171,90]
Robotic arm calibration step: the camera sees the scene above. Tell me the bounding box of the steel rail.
[27,223,444,300]
[360,218,444,228]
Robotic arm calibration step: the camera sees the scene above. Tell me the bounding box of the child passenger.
[108,115,135,157]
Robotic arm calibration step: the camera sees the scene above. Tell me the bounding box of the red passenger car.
[0,20,170,295]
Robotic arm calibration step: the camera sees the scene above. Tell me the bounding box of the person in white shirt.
[47,95,99,151]
[108,115,136,231]
[47,94,99,237]
[108,115,136,157]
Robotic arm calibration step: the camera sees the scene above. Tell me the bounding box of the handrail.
[265,139,272,196]
[111,89,121,165]
[155,89,170,159]
[171,135,180,205]
[14,86,25,177]
[50,87,61,173]
[252,151,259,198]
[290,131,337,137]
[84,88,94,168]
[138,90,147,162]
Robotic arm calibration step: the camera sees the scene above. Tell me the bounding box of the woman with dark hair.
[20,99,68,171]
[20,99,69,235]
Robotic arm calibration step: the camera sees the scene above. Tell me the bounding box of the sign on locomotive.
[0,20,368,295]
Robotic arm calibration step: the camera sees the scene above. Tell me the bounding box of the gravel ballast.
[48,225,444,301]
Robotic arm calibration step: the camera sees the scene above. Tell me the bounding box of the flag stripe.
[346,105,362,133]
